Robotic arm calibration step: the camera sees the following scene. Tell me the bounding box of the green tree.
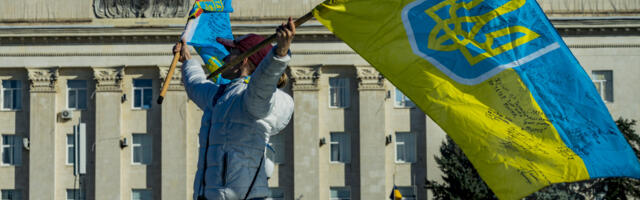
[425,136,497,200]
[426,118,640,199]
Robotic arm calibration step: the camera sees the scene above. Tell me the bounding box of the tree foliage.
[425,136,497,200]
[426,117,640,199]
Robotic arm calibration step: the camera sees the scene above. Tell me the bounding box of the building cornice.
[2,19,638,45]
[27,67,58,93]
[556,26,640,36]
[0,50,359,57]
[290,66,320,91]
[93,67,124,92]
[356,66,384,91]
[0,23,337,45]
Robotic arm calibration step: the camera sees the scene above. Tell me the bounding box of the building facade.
[0,0,639,199]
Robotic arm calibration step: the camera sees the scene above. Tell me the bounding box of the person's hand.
[172,40,191,63]
[275,17,295,58]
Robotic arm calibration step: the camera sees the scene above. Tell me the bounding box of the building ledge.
[0,17,639,46]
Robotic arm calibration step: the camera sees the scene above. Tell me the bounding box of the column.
[27,68,59,200]
[410,109,427,200]
[159,67,190,199]
[356,66,386,199]
[92,67,124,200]
[290,66,321,199]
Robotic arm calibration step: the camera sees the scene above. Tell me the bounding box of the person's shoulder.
[274,89,293,103]
[274,89,294,121]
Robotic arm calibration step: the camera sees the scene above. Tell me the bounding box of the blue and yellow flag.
[188,0,234,19]
[183,0,233,82]
[389,186,402,200]
[314,0,640,199]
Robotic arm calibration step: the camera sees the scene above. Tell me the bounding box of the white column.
[158,67,190,199]
[290,66,321,200]
[356,66,386,200]
[27,68,59,200]
[92,67,124,200]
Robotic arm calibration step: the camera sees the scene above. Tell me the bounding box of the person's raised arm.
[175,41,219,110]
[244,17,295,118]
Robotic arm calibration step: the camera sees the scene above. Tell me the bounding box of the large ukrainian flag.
[313,0,640,199]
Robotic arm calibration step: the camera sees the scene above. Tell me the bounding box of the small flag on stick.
[389,186,402,200]
[184,0,234,82]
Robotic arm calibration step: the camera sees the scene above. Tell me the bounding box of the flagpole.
[157,50,181,104]
[205,12,314,80]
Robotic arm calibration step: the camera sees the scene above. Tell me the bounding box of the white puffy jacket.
[182,48,294,200]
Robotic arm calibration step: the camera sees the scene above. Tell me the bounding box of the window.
[1,190,21,200]
[66,135,75,165]
[2,80,21,110]
[67,80,88,109]
[1,135,21,166]
[267,187,284,200]
[66,189,85,200]
[132,189,152,200]
[133,79,152,109]
[330,187,350,200]
[397,187,416,200]
[330,132,350,163]
[267,134,285,164]
[394,88,415,108]
[592,70,613,102]
[329,78,350,108]
[132,134,152,165]
[396,132,416,163]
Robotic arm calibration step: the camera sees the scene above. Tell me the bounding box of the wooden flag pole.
[205,12,314,80]
[158,11,314,104]
[157,50,181,104]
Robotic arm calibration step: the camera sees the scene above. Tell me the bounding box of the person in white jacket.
[174,18,296,200]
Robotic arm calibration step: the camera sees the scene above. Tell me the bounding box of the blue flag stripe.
[514,0,640,179]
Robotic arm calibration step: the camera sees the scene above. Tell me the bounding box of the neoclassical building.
[0,0,639,199]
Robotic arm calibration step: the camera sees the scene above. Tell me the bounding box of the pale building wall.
[319,66,357,199]
[291,66,322,199]
[55,69,96,200]
[425,117,448,199]
[0,0,638,199]
[27,68,59,200]
[0,0,93,22]
[231,0,324,19]
[186,95,203,198]
[123,68,162,199]
[0,69,29,199]
[93,66,124,200]
[566,36,640,121]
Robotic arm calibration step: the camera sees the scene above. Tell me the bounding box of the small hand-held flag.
[313,0,640,199]
[158,0,234,104]
[183,0,234,80]
[389,186,402,200]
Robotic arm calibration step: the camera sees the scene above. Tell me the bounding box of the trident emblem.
[424,0,540,65]
[403,0,559,84]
